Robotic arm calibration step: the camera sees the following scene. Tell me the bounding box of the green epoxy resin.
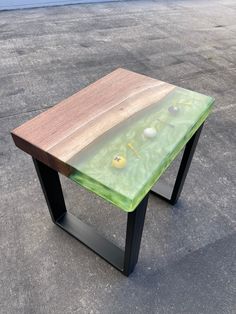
[69,87,214,212]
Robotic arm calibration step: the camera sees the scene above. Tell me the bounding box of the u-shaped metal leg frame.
[33,157,148,276]
[33,124,203,276]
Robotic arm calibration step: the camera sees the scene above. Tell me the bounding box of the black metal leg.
[124,195,148,276]
[33,158,148,276]
[33,158,67,222]
[151,124,204,205]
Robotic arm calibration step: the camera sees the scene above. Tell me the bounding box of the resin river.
[69,87,214,212]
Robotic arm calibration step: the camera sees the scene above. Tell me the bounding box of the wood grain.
[11,68,175,175]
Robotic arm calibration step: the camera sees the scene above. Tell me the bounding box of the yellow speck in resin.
[127,143,141,158]
[112,155,127,169]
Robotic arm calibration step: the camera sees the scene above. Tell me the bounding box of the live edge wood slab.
[11,68,214,212]
[12,69,173,175]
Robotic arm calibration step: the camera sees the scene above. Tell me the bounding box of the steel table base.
[33,124,203,276]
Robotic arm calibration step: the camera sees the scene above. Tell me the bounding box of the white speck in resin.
[143,128,157,138]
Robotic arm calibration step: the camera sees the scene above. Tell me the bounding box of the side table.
[11,68,214,276]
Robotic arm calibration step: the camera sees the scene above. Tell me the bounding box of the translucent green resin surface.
[69,87,214,212]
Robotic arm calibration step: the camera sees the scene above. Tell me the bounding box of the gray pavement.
[0,0,236,313]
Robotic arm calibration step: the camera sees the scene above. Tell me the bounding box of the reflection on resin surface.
[69,87,214,212]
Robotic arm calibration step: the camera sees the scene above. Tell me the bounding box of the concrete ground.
[0,0,236,313]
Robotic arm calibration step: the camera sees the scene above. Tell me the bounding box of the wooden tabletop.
[12,68,214,212]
